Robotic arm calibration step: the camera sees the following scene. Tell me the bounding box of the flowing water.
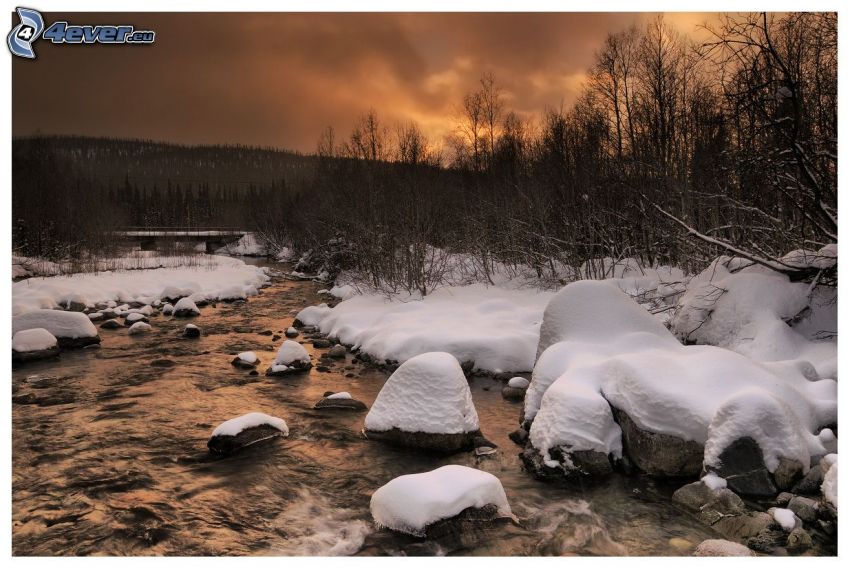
[13,259,747,556]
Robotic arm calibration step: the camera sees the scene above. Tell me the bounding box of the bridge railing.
[115,227,247,237]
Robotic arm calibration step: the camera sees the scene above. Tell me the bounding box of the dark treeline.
[13,13,836,294]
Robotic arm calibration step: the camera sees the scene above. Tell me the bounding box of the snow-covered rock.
[161,303,174,315]
[12,309,100,348]
[125,312,148,324]
[266,340,312,376]
[183,323,201,338]
[12,328,59,362]
[523,280,836,485]
[314,391,367,411]
[215,233,269,256]
[501,376,529,401]
[370,465,512,537]
[128,321,152,335]
[218,285,247,301]
[821,457,837,507]
[364,352,480,452]
[232,351,259,369]
[207,412,289,455]
[173,297,200,317]
[770,507,800,531]
[285,326,299,338]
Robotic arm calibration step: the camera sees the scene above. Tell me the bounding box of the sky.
[12,12,718,153]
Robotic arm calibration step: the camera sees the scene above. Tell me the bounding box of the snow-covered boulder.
[12,328,59,362]
[13,309,100,348]
[669,254,837,379]
[100,318,124,330]
[125,312,148,324]
[364,352,480,453]
[522,280,836,486]
[128,321,152,335]
[218,285,247,301]
[231,351,259,369]
[266,340,312,376]
[207,412,289,455]
[173,297,200,317]
[821,456,837,508]
[183,323,201,338]
[693,539,754,557]
[370,465,512,537]
[314,391,367,411]
[161,303,174,316]
[501,376,529,400]
[285,326,299,338]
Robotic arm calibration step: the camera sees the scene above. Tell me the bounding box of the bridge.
[115,227,247,253]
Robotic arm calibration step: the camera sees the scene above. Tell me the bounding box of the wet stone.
[207,424,286,456]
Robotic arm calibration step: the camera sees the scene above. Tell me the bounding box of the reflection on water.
[13,260,740,556]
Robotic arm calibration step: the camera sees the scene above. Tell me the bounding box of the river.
[13,258,752,556]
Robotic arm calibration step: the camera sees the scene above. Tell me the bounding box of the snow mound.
[370,465,511,536]
[215,233,269,256]
[161,303,174,315]
[364,352,479,434]
[126,312,147,323]
[12,328,58,352]
[13,309,99,339]
[701,472,727,491]
[296,284,552,373]
[821,458,837,507]
[128,322,152,335]
[211,412,289,438]
[526,280,836,473]
[273,340,310,366]
[669,255,837,378]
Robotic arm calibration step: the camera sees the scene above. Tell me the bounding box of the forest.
[13,13,836,293]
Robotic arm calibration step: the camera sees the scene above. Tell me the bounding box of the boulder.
[613,407,703,478]
[787,496,819,523]
[128,322,152,335]
[786,528,812,553]
[100,318,124,330]
[266,340,312,376]
[12,328,60,363]
[231,352,259,369]
[13,309,101,349]
[508,428,529,446]
[314,392,367,411]
[173,297,200,317]
[207,412,289,456]
[520,445,614,481]
[365,427,478,453]
[709,437,778,496]
[791,464,823,495]
[773,457,805,492]
[327,344,347,358]
[183,324,201,338]
[693,539,754,557]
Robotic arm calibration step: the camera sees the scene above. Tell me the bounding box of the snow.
[126,312,147,323]
[215,233,269,256]
[701,472,727,491]
[128,322,152,335]
[669,255,837,379]
[12,328,57,352]
[296,285,551,373]
[508,376,529,389]
[218,285,247,301]
[13,255,269,316]
[821,457,837,507]
[12,309,99,339]
[273,340,310,365]
[525,280,836,473]
[173,297,200,315]
[211,412,289,438]
[236,351,258,364]
[370,465,511,536]
[772,508,797,531]
[162,303,174,315]
[327,392,352,400]
[88,312,103,320]
[364,352,479,434]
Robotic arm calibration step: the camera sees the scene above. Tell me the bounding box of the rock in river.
[207,412,289,456]
[173,297,201,317]
[183,324,201,338]
[12,328,60,363]
[13,309,101,349]
[231,351,259,369]
[266,340,312,376]
[314,391,368,411]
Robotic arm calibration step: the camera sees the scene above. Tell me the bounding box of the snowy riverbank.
[12,254,270,315]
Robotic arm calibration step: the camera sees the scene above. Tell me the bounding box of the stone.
[791,464,823,495]
[613,407,703,478]
[508,428,529,446]
[12,345,60,363]
[56,335,101,349]
[327,344,347,358]
[183,325,201,338]
[272,334,281,341]
[501,386,526,401]
[87,313,105,322]
[419,504,512,550]
[314,397,367,411]
[460,360,475,376]
[786,528,812,553]
[787,496,818,523]
[711,437,778,496]
[284,328,299,338]
[231,356,258,369]
[66,300,87,312]
[150,359,177,368]
[713,512,774,544]
[207,424,286,456]
[747,527,788,554]
[775,492,794,507]
[363,427,479,454]
[265,359,312,377]
[773,457,804,491]
[520,445,613,481]
[693,539,754,557]
[473,435,498,456]
[312,338,332,349]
